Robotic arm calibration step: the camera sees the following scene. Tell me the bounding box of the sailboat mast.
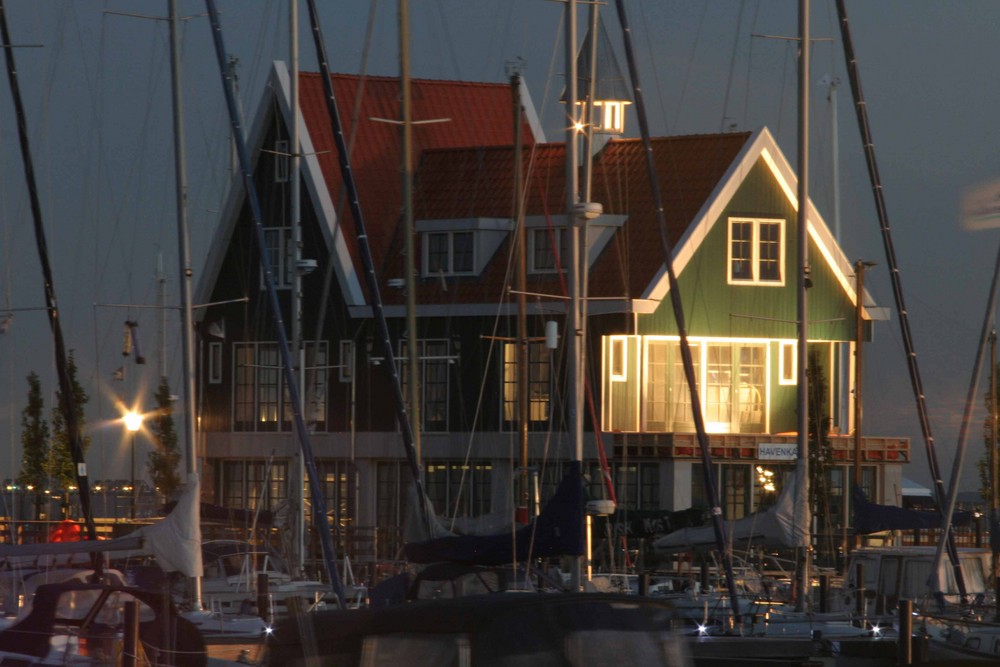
[991,328,999,621]
[513,71,530,522]
[289,0,308,580]
[564,0,584,592]
[400,0,421,464]
[612,0,742,622]
[168,0,202,609]
[203,0,347,607]
[794,0,812,613]
[834,0,966,592]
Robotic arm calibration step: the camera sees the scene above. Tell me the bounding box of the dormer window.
[728,217,784,285]
[425,231,474,276]
[529,227,568,274]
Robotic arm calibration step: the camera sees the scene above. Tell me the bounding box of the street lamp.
[124,410,143,519]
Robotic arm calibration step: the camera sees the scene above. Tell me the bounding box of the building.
[195,62,907,573]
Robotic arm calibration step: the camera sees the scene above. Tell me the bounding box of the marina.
[0,0,997,665]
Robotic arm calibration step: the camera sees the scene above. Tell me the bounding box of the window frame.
[232,340,328,432]
[779,340,797,385]
[528,227,567,274]
[423,231,476,277]
[727,217,785,286]
[208,341,223,384]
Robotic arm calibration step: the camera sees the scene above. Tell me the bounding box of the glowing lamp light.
[561,15,633,136]
[124,411,143,432]
[755,466,776,492]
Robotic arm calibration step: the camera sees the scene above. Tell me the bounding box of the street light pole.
[124,411,143,520]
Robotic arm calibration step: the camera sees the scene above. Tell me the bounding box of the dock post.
[854,562,866,627]
[819,574,830,612]
[123,600,139,667]
[898,599,913,665]
[257,573,271,624]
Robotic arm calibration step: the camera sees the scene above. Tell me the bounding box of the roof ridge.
[299,70,511,88]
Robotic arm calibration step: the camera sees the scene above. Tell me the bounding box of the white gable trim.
[194,67,274,313]
[644,127,875,319]
[272,61,366,307]
[519,76,546,143]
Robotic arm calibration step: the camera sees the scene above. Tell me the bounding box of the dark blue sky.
[0,1,996,497]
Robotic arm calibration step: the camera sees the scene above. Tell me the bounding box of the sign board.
[757,443,798,461]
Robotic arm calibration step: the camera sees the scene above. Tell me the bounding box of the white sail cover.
[123,474,204,577]
[0,475,204,578]
[652,467,809,553]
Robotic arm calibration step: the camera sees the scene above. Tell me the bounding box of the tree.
[49,352,90,491]
[807,350,835,565]
[20,371,50,517]
[147,376,182,499]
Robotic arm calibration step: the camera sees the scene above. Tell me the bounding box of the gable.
[637,128,874,341]
[197,62,542,312]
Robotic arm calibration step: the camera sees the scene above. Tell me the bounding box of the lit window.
[728,218,784,285]
[610,337,627,381]
[233,341,327,432]
[779,341,797,385]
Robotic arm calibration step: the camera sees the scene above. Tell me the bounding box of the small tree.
[19,371,49,518]
[147,376,182,499]
[807,350,834,565]
[49,352,90,492]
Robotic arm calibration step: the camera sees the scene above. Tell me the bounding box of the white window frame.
[423,231,475,277]
[727,217,785,286]
[778,340,797,385]
[233,340,328,432]
[208,341,223,384]
[641,337,770,434]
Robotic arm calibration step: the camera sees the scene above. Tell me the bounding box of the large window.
[305,461,355,552]
[425,231,474,276]
[424,460,492,518]
[219,460,288,513]
[728,218,784,285]
[643,340,764,434]
[615,463,659,510]
[233,341,328,432]
[400,339,453,432]
[502,341,551,430]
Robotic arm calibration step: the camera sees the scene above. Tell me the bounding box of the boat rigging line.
[834,0,966,596]
[0,1,101,567]
[202,0,347,608]
[302,0,430,534]
[613,0,741,622]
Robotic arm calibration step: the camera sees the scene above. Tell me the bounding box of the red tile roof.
[299,72,535,288]
[298,71,749,310]
[391,133,751,306]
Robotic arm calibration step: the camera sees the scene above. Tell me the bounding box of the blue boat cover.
[853,485,972,535]
[404,462,585,565]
